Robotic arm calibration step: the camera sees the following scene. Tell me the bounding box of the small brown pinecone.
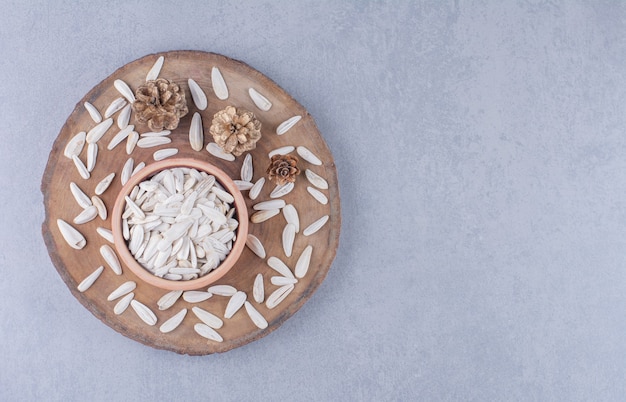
[132,78,188,131]
[266,154,300,185]
[209,106,262,156]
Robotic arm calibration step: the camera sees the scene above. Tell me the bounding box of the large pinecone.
[266,154,300,185]
[132,78,188,131]
[209,106,262,156]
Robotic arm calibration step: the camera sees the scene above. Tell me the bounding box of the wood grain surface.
[41,50,340,355]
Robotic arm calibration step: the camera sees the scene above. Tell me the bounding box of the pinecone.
[266,154,300,185]
[209,106,262,156]
[132,78,188,131]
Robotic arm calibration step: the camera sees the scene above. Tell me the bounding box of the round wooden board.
[41,51,341,355]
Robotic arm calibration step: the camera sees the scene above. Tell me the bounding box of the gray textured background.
[2,1,625,400]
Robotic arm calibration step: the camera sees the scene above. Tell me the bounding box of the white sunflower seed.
[77,266,104,292]
[271,276,298,286]
[192,306,224,329]
[194,323,223,342]
[295,245,313,278]
[126,131,139,154]
[114,292,134,315]
[207,284,237,296]
[270,182,294,198]
[107,281,137,301]
[128,224,144,255]
[188,78,208,110]
[307,186,328,205]
[122,218,130,241]
[282,223,296,257]
[241,153,253,182]
[114,79,135,103]
[253,273,264,303]
[104,97,127,118]
[70,182,92,209]
[211,66,229,100]
[282,204,299,233]
[244,301,268,329]
[296,146,322,166]
[100,244,122,275]
[130,300,157,326]
[224,291,246,319]
[234,180,253,191]
[86,118,113,144]
[107,125,134,150]
[146,55,164,81]
[305,169,329,189]
[248,88,272,111]
[84,102,102,123]
[303,215,329,236]
[159,308,187,333]
[86,143,98,172]
[96,227,114,244]
[266,284,294,309]
[117,104,131,129]
[121,157,134,186]
[253,199,285,211]
[131,161,146,177]
[276,115,302,135]
[64,131,86,159]
[250,209,280,223]
[157,290,183,311]
[268,145,295,158]
[137,136,171,148]
[212,187,234,203]
[267,256,295,279]
[246,234,266,259]
[206,142,235,161]
[57,219,86,250]
[249,177,265,200]
[182,291,212,303]
[72,155,90,180]
[73,205,98,225]
[95,173,115,195]
[189,112,204,151]
[140,130,171,137]
[153,148,179,161]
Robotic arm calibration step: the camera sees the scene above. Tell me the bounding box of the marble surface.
[2,1,626,400]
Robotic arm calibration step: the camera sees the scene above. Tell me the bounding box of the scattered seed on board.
[250,209,280,223]
[206,142,235,161]
[211,66,229,100]
[95,173,115,195]
[267,256,295,279]
[146,56,164,81]
[70,182,92,209]
[244,301,268,329]
[57,219,86,250]
[182,291,212,303]
[282,204,299,233]
[72,155,90,180]
[77,266,104,292]
[159,308,187,334]
[246,234,266,259]
[224,291,246,319]
[192,306,224,329]
[207,285,237,297]
[130,300,157,326]
[189,112,204,151]
[137,136,171,148]
[194,323,223,342]
[271,276,297,286]
[303,215,329,236]
[295,245,313,278]
[107,281,137,301]
[73,206,98,225]
[270,182,294,198]
[282,223,296,257]
[234,180,254,191]
[249,177,265,200]
[157,290,183,311]
[305,169,329,189]
[276,115,302,135]
[248,88,272,111]
[141,130,171,137]
[100,245,122,275]
[104,97,127,119]
[114,79,135,103]
[86,118,113,144]
[84,102,102,123]
[266,284,294,309]
[153,148,179,161]
[268,145,295,158]
[96,227,114,244]
[253,273,264,303]
[108,125,134,150]
[126,131,139,154]
[64,132,86,159]
[87,143,98,172]
[114,292,134,315]
[117,104,132,129]
[241,153,253,182]
[307,186,328,205]
[121,157,134,185]
[253,199,285,211]
[131,161,146,178]
[188,78,208,110]
[296,146,322,166]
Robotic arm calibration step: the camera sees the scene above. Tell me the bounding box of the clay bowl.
[111,158,249,291]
